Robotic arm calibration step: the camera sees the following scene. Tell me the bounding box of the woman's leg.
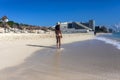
[58,37,61,49]
[56,36,59,48]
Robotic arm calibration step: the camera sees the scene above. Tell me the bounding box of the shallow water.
[95,33,120,50]
[0,40,120,80]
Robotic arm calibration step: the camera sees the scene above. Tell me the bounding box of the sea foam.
[95,37,120,50]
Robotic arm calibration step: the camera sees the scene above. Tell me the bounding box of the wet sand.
[0,33,94,70]
[0,39,120,80]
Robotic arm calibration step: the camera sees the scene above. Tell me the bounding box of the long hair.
[55,24,60,31]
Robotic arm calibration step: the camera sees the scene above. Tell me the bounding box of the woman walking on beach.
[55,23,62,49]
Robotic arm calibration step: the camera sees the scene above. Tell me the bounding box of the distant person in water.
[94,31,97,36]
[55,23,62,49]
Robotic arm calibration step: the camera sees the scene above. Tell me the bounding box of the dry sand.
[0,33,94,70]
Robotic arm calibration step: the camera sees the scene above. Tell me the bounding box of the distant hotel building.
[59,20,95,33]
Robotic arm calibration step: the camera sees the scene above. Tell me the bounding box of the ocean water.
[95,32,120,50]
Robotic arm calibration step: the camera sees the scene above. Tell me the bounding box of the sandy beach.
[0,33,120,80]
[0,34,120,80]
[0,33,94,70]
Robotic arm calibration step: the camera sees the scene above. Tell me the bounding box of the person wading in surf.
[55,23,62,49]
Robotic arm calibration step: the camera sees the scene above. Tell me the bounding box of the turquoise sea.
[95,32,120,50]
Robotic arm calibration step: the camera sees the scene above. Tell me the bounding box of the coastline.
[0,33,94,70]
[0,38,120,80]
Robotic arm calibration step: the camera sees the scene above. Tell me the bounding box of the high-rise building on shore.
[81,20,95,30]
[59,20,95,33]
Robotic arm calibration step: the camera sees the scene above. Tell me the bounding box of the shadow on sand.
[27,44,56,49]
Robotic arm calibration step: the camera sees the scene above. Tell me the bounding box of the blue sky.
[0,0,120,26]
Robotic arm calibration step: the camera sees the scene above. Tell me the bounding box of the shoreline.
[0,33,94,70]
[0,39,120,80]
